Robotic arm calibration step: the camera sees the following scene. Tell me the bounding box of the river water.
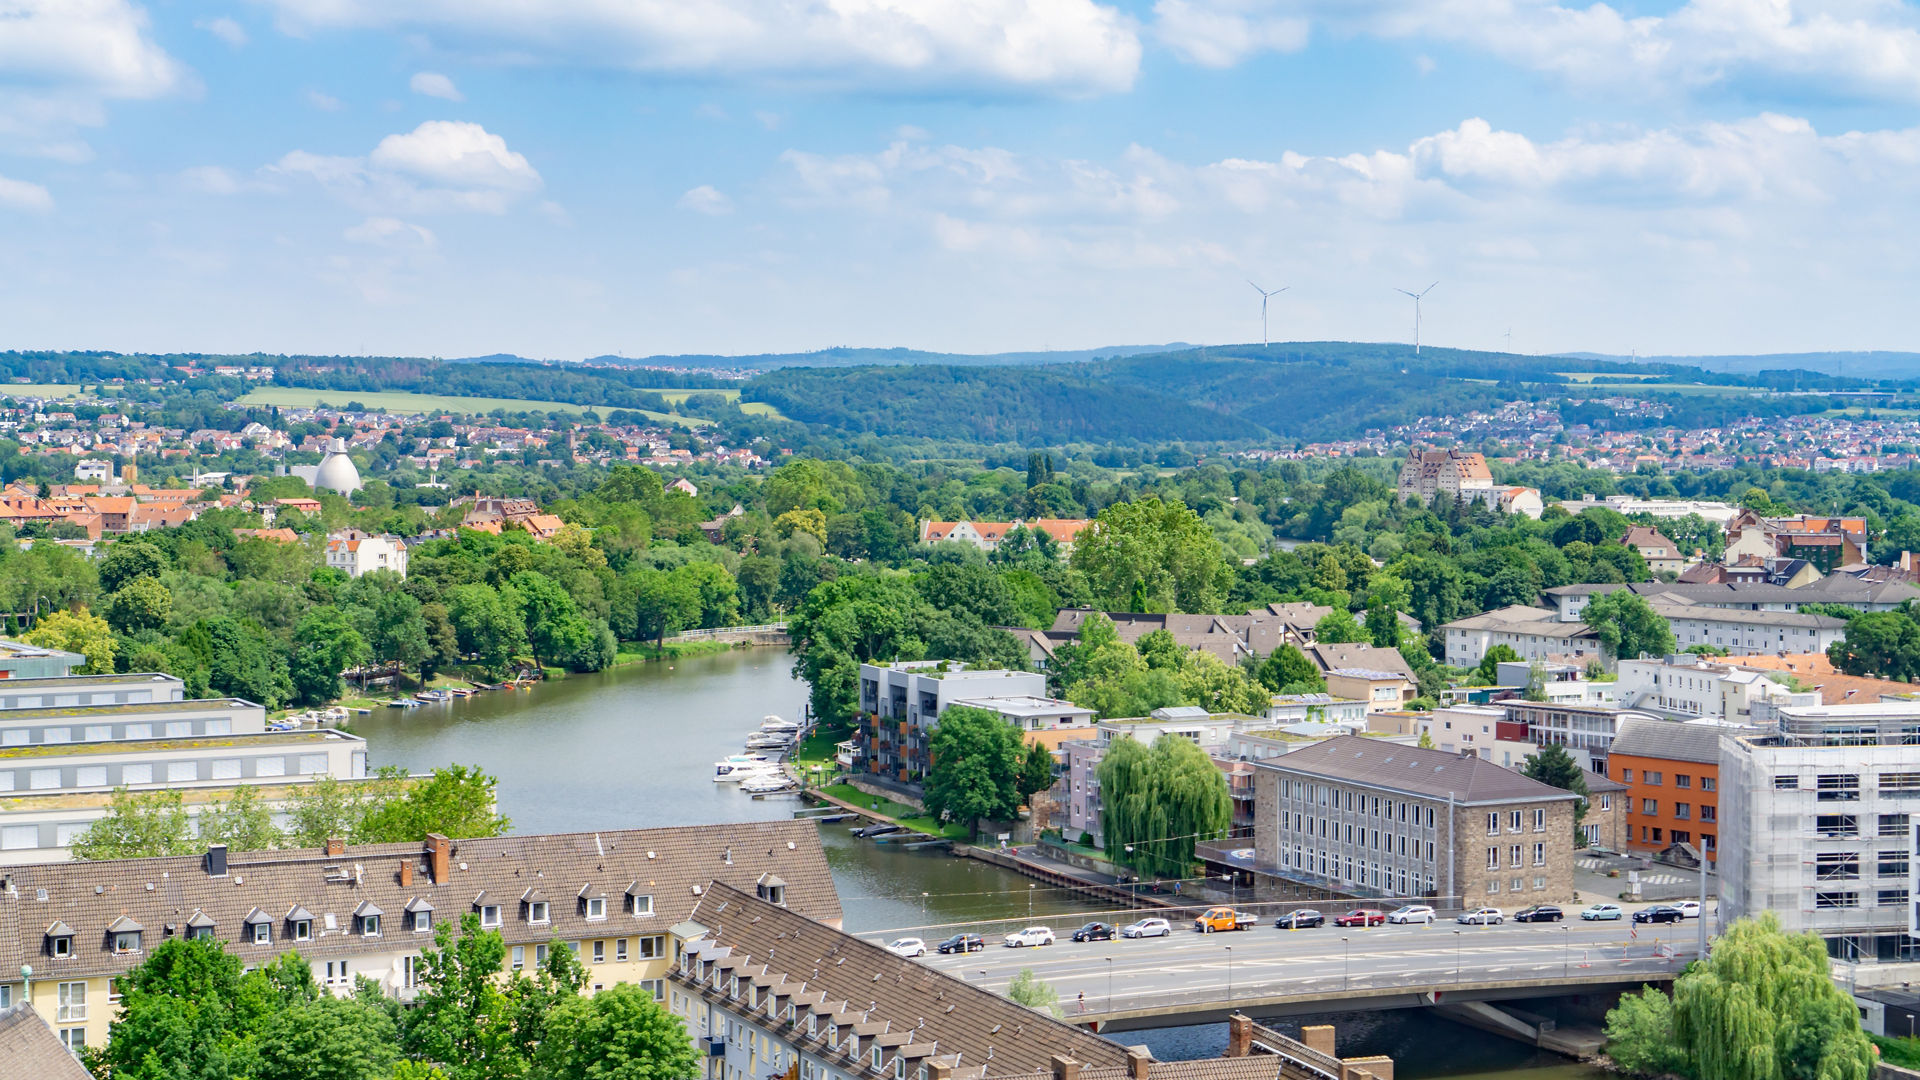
[346,649,1607,1080]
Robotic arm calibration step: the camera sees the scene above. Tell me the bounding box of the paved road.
[911,915,1700,1015]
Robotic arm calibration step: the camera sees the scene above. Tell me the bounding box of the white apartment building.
[1265,693,1369,725]
[854,662,1071,782]
[1615,657,1813,721]
[1492,661,1617,706]
[1441,605,1602,667]
[325,531,409,578]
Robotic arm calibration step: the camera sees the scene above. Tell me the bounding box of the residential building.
[1323,668,1416,714]
[1491,660,1615,706]
[0,822,838,1052]
[1301,641,1416,678]
[325,530,410,578]
[855,662,1048,782]
[1605,718,1727,863]
[1440,605,1602,667]
[1719,703,1920,986]
[1497,486,1544,519]
[1537,584,1851,658]
[1249,735,1583,904]
[0,1001,94,1075]
[1614,656,1808,720]
[1059,708,1248,845]
[1583,769,1629,851]
[73,460,111,483]
[669,882,1312,1080]
[1555,495,1741,527]
[919,518,1090,553]
[1397,448,1495,504]
[0,672,183,711]
[1263,693,1369,725]
[1015,608,1307,669]
[946,695,1095,736]
[1621,526,1685,576]
[1495,700,1666,774]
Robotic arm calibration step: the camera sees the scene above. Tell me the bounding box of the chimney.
[930,1065,953,1080]
[204,844,228,878]
[399,858,413,887]
[1052,1056,1081,1080]
[426,834,451,884]
[1226,1014,1253,1058]
[326,837,345,857]
[1127,1049,1152,1080]
[1301,1026,1337,1058]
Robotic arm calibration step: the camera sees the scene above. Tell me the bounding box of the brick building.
[1605,717,1724,866]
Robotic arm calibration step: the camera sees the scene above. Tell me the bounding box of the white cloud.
[197,16,248,47]
[0,0,186,155]
[0,173,52,212]
[1149,0,1920,103]
[409,71,464,102]
[345,216,437,249]
[180,165,242,194]
[678,185,735,215]
[270,120,544,214]
[305,89,343,111]
[250,0,1143,96]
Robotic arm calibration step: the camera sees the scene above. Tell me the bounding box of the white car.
[1387,905,1436,925]
[1121,918,1172,939]
[884,937,926,958]
[1456,907,1504,925]
[1004,926,1056,948]
[1672,900,1702,919]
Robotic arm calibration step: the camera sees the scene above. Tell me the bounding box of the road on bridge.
[916,916,1696,1018]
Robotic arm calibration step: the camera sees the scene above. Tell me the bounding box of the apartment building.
[1250,735,1582,905]
[0,672,183,711]
[0,821,838,1051]
[1440,605,1602,667]
[855,662,1068,783]
[1621,526,1686,576]
[918,518,1090,553]
[1720,702,1920,985]
[1323,668,1417,714]
[325,530,409,578]
[1494,700,1666,774]
[1060,708,1247,845]
[1614,656,1808,720]
[1397,448,1495,504]
[1605,718,1726,864]
[1264,693,1369,725]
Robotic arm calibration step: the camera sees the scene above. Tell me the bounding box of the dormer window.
[108,916,143,955]
[872,1047,884,1071]
[360,914,381,936]
[729,975,740,999]
[287,905,314,942]
[252,923,270,945]
[480,905,501,927]
[529,901,549,924]
[244,908,272,945]
[585,897,606,920]
[626,888,653,916]
[756,873,787,906]
[406,897,433,933]
[353,901,383,938]
[45,921,73,958]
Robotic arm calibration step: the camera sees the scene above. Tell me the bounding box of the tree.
[1660,912,1875,1080]
[105,576,173,634]
[1472,644,1521,684]
[290,605,371,706]
[71,788,195,860]
[1176,650,1269,714]
[1521,744,1590,845]
[101,937,256,1080]
[535,983,701,1080]
[357,764,511,842]
[401,914,523,1080]
[1581,591,1675,661]
[923,706,1024,827]
[1605,987,1690,1077]
[1098,734,1231,877]
[199,616,296,709]
[197,785,285,854]
[447,583,527,676]
[23,606,115,673]
[1071,497,1232,613]
[1006,969,1060,1018]
[253,994,401,1080]
[1016,740,1056,806]
[1313,609,1364,644]
[1255,645,1323,693]
[1828,611,1920,681]
[100,539,169,593]
[624,567,702,645]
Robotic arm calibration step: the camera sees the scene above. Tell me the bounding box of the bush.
[1606,987,1689,1077]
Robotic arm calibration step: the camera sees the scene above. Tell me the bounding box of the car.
[1633,905,1685,925]
[1456,907,1504,925]
[1121,918,1172,939]
[1514,905,1564,923]
[1004,926,1056,948]
[1275,909,1324,929]
[1672,900,1702,919]
[936,934,984,954]
[1334,909,1386,928]
[885,937,926,958]
[1072,922,1116,943]
[1581,903,1624,921]
[1386,904,1436,925]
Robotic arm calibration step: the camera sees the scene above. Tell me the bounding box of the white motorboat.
[713,755,772,782]
[739,773,796,794]
[744,733,793,750]
[759,714,801,733]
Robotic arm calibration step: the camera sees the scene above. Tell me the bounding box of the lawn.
[0,383,83,398]
[237,387,710,426]
[818,782,969,841]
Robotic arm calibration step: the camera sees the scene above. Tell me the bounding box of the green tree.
[1097,734,1231,877]
[1605,987,1689,1077]
[1071,497,1232,613]
[534,983,701,1080]
[100,937,256,1080]
[290,605,372,706]
[105,576,173,634]
[357,765,510,842]
[23,606,115,673]
[1176,650,1269,714]
[1313,609,1364,644]
[623,567,702,644]
[447,583,527,676]
[923,705,1025,826]
[1255,644,1323,693]
[100,539,169,593]
[1472,644,1521,684]
[197,785,285,854]
[1827,611,1920,681]
[253,994,401,1080]
[1520,744,1590,846]
[1581,591,1676,661]
[401,914,523,1080]
[1006,969,1061,1018]
[71,787,195,860]
[1016,740,1056,806]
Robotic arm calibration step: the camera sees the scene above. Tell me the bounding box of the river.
[346,649,1607,1080]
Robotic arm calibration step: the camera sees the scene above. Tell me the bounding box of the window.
[324,961,350,986]
[49,934,70,958]
[480,905,502,928]
[1881,890,1911,908]
[75,766,106,788]
[639,935,665,959]
[1600,794,1612,811]
[536,944,549,966]
[256,757,286,777]
[1775,774,1800,790]
[1508,811,1523,833]
[642,978,665,1001]
[165,721,191,737]
[1486,812,1499,836]
[211,758,242,780]
[1486,847,1499,870]
[1818,775,1861,802]
[586,897,607,920]
[1882,814,1911,838]
[1817,815,1859,838]
[593,940,606,963]
[616,938,628,961]
[298,754,328,775]
[292,918,312,941]
[528,901,550,924]
[1814,891,1860,909]
[1816,853,1861,880]
[512,946,525,971]
[1487,880,1500,894]
[1883,853,1911,878]
[1675,775,1691,789]
[29,768,59,790]
[1620,769,1632,783]
[1509,845,1523,868]
[411,910,431,933]
[404,956,424,989]
[57,981,86,1022]
[1674,803,1691,820]
[252,923,270,946]
[60,1028,85,1052]
[114,931,140,954]
[166,761,197,782]
[1643,799,1658,815]
[1534,876,1547,890]
[1533,808,1546,832]
[125,723,152,740]
[1533,843,1546,866]
[122,763,152,785]
[1701,777,1715,792]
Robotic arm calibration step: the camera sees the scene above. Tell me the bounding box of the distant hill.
[1558,350,1920,379]
[567,343,1192,371]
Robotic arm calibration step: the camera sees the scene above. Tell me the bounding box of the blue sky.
[6,1,1920,361]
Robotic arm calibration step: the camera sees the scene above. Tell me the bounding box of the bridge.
[910,916,1694,1044]
[667,622,790,645]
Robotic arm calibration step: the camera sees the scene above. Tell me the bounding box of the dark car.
[1275,909,1324,929]
[936,934,985,954]
[1072,922,1116,943]
[1514,905,1564,923]
[1633,905,1685,924]
[1334,909,1386,928]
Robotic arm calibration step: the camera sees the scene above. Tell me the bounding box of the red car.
[1334,909,1386,927]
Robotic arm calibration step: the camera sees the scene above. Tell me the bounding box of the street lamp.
[1105,955,1115,1013]
[1225,945,1234,1002]
[1341,937,1350,990]
[1028,883,1036,919]
[1563,924,1571,978]
[1223,872,1235,907]
[1453,929,1462,982]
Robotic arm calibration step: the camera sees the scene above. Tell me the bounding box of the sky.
[6,1,1920,361]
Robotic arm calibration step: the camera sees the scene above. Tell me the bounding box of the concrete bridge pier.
[1432,999,1607,1058]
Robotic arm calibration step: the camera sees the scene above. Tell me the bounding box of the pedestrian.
[1077,991,1085,1012]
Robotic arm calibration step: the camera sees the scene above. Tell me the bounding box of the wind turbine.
[1396,282,1438,354]
[1248,280,1288,346]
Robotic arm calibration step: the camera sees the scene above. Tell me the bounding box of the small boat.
[416,690,450,703]
[744,733,793,750]
[739,773,797,795]
[854,823,903,839]
[323,706,349,721]
[760,714,801,733]
[386,698,421,709]
[714,756,775,783]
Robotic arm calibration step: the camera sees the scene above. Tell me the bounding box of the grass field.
[238,387,710,426]
[642,389,785,419]
[818,782,969,840]
[1,383,83,397]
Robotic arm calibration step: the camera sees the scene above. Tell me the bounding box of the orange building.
[1605,717,1724,866]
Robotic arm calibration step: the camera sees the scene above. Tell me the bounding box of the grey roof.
[1327,667,1405,681]
[0,1002,93,1080]
[1606,717,1727,765]
[1251,735,1579,805]
[1582,768,1628,793]
[1650,604,1847,629]
[1442,606,1598,639]
[1305,643,1414,678]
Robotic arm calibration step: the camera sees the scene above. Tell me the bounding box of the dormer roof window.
[353,900,383,937]
[756,873,787,906]
[405,897,433,932]
[45,921,73,958]
[185,911,217,941]
[523,889,550,925]
[108,915,143,954]
[580,886,608,921]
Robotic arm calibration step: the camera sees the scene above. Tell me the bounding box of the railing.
[670,623,790,640]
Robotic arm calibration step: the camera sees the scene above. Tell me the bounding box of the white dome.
[314,438,362,495]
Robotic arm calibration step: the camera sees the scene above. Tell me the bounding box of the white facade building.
[1615,657,1812,721]
[326,531,409,578]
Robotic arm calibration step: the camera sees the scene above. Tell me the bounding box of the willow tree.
[1098,733,1231,879]
[1666,912,1873,1080]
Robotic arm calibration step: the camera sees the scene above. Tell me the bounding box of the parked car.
[1004,926,1056,947]
[1193,907,1258,933]
[885,937,926,958]
[1121,918,1172,939]
[1514,905,1564,923]
[1072,922,1116,943]
[1634,905,1685,924]
[1386,905,1436,925]
[936,934,984,954]
[1672,900,1702,919]
[1581,903,1624,921]
[1456,907,1504,925]
[1334,909,1386,928]
[1275,909,1324,929]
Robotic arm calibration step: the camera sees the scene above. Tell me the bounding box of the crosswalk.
[1577,858,1686,886]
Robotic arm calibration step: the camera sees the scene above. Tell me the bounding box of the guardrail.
[669,623,790,640]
